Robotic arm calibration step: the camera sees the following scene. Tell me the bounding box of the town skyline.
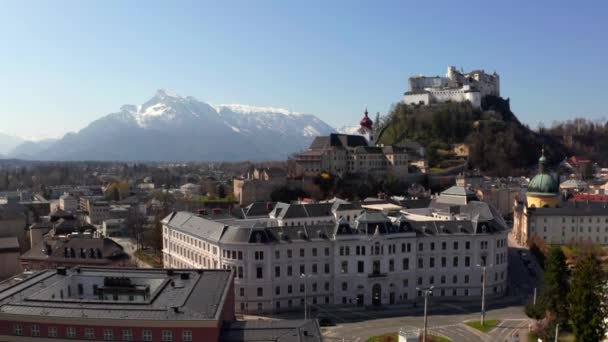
[2,1,608,139]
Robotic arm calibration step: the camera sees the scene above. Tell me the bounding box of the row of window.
[240,281,334,298]
[533,226,608,234]
[223,249,243,260]
[415,271,505,287]
[167,228,216,254]
[12,325,191,341]
[238,286,504,312]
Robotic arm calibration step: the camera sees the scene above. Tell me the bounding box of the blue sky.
[1,0,607,140]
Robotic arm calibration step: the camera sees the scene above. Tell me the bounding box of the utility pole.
[416,286,433,342]
[477,264,492,326]
[554,323,559,342]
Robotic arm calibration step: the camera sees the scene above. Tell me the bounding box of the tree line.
[527,245,607,341]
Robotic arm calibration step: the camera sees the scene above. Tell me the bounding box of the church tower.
[358,107,374,145]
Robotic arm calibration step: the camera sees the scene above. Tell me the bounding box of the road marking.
[440,303,470,313]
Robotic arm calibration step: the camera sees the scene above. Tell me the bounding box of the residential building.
[0,202,28,253]
[180,183,201,197]
[102,218,127,237]
[0,237,22,280]
[293,133,412,178]
[0,267,235,341]
[20,235,129,270]
[162,186,508,314]
[233,167,287,206]
[58,193,78,213]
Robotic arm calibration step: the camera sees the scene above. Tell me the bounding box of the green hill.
[377,96,567,176]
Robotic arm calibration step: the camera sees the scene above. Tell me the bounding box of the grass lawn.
[135,249,163,268]
[464,320,499,333]
[365,332,451,342]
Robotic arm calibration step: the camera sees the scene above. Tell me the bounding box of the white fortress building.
[162,186,509,314]
[404,66,500,109]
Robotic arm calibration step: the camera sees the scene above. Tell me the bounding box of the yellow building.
[513,150,561,245]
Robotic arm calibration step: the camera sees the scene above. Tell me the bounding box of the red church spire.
[359,106,373,130]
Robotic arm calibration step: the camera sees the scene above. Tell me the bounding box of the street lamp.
[300,273,311,320]
[476,264,493,326]
[416,285,433,342]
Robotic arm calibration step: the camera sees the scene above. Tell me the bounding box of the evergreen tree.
[112,187,120,201]
[538,246,570,324]
[568,254,607,342]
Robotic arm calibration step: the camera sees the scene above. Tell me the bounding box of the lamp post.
[416,285,433,342]
[476,264,492,326]
[300,273,310,320]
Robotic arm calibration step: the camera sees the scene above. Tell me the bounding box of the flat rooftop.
[0,267,232,321]
[221,320,322,342]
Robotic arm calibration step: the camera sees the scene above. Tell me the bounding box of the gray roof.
[270,203,333,220]
[221,320,322,342]
[166,206,507,244]
[0,267,233,321]
[309,134,369,150]
[441,186,476,197]
[529,201,608,216]
[20,237,128,265]
[0,237,19,252]
[0,203,25,221]
[560,179,588,188]
[163,212,228,241]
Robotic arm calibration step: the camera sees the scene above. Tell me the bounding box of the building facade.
[162,187,508,314]
[404,66,500,109]
[512,151,608,246]
[293,133,412,178]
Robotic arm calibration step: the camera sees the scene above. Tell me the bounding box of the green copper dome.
[528,173,559,194]
[528,148,558,194]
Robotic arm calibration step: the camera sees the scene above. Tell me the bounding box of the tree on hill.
[568,253,607,342]
[377,98,568,176]
[538,246,570,325]
[105,180,129,201]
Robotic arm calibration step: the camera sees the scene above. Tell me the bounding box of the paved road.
[321,304,530,342]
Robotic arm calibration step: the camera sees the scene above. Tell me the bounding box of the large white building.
[404,66,500,109]
[293,133,416,177]
[162,187,508,314]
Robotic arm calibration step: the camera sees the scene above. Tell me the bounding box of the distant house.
[0,202,28,253]
[58,193,78,212]
[102,218,127,237]
[233,167,288,206]
[0,237,21,280]
[20,236,129,270]
[180,183,201,197]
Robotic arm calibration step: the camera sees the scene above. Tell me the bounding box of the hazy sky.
[1,0,608,140]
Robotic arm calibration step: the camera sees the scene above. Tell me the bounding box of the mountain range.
[2,90,336,161]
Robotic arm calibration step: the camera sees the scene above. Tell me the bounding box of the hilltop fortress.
[404,66,500,109]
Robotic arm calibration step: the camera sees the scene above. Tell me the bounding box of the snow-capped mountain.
[21,89,336,161]
[337,125,363,136]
